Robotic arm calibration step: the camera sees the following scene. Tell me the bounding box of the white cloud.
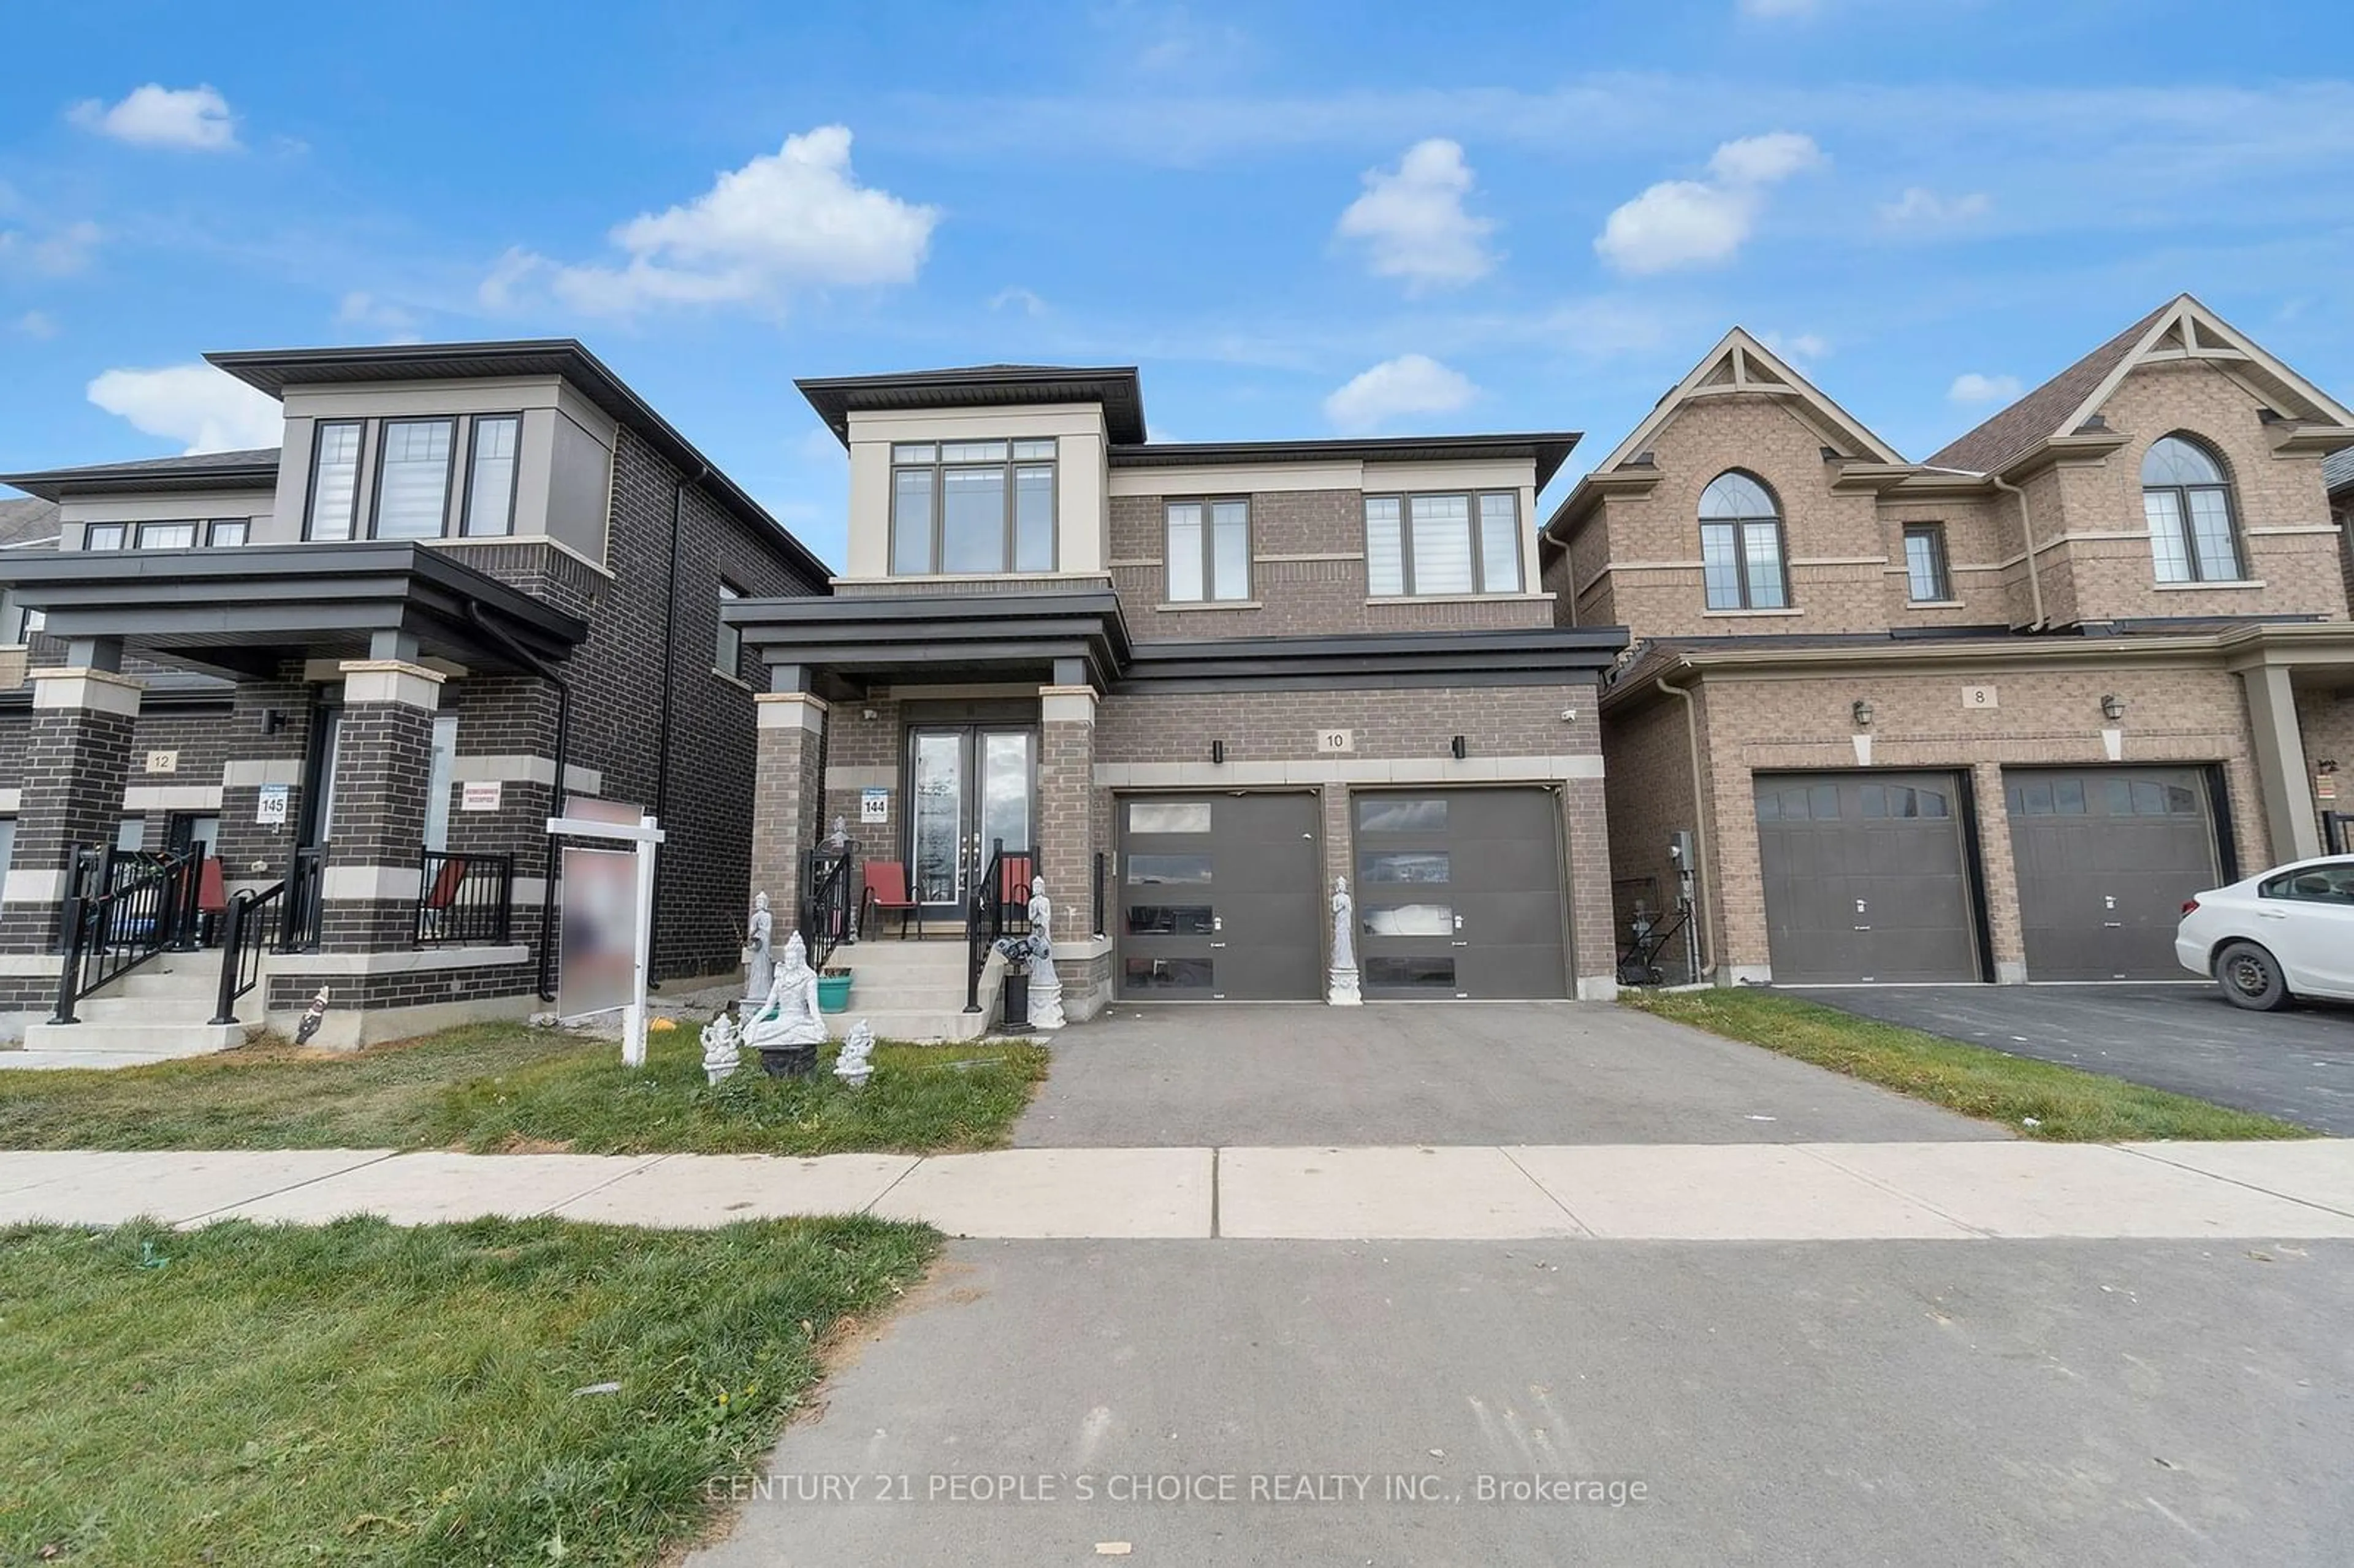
[335,291,421,341]
[1879,186,1992,228]
[1595,132,1824,275]
[1948,372,2023,405]
[0,219,101,277]
[1761,330,1829,362]
[989,285,1048,316]
[1323,354,1477,433]
[67,84,238,151]
[1335,139,1498,292]
[486,126,937,317]
[86,364,283,453]
[12,310,59,340]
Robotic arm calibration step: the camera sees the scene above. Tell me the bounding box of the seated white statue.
[742,933,826,1049]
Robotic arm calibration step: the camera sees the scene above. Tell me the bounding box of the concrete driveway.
[1019,1002,1999,1147]
[1795,984,2354,1135]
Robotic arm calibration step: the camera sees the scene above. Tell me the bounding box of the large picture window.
[2141,433,2245,583]
[1364,490,1523,598]
[307,420,364,541]
[1698,471,1790,611]
[888,439,1056,575]
[372,417,457,539]
[1166,498,1250,602]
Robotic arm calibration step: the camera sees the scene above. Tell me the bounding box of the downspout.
[465,601,569,1002]
[1655,674,1715,981]
[647,462,709,987]
[1989,473,2047,631]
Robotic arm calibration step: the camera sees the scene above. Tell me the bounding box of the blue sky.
[4,0,2350,568]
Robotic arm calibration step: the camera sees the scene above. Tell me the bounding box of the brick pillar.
[319,659,444,952]
[1563,773,1618,998]
[1038,685,1098,940]
[751,691,827,941]
[0,666,142,953]
[217,669,314,888]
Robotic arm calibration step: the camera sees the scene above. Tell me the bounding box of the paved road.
[1022,1002,2002,1146]
[1796,984,2354,1135]
[691,1237,2354,1567]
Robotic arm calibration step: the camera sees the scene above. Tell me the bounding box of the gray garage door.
[2004,766,2222,981]
[1353,788,1569,1000]
[1118,793,1320,1000]
[1755,771,1981,984]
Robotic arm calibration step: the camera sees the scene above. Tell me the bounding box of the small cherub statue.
[701,1009,741,1085]
[835,1018,877,1088]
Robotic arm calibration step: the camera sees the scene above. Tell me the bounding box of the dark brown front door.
[2004,766,2222,981]
[1754,771,1981,984]
[1118,793,1320,1000]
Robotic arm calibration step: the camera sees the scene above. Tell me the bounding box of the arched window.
[2141,434,2245,583]
[1698,471,1789,611]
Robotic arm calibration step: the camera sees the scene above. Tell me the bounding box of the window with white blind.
[1363,490,1524,598]
[462,414,522,537]
[1165,498,1250,602]
[307,421,364,540]
[888,439,1057,574]
[373,417,457,539]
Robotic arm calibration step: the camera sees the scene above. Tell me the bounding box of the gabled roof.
[796,365,1148,446]
[1927,294,2354,476]
[0,448,283,500]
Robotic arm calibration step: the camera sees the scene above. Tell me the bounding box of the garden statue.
[743,932,826,1075]
[742,891,775,1003]
[1327,876,1362,1006]
[1027,875,1065,1030]
[826,815,849,851]
[835,1018,877,1089]
[701,1009,741,1084]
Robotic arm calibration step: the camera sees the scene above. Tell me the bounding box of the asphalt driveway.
[1795,984,2354,1135]
[1019,1002,1998,1147]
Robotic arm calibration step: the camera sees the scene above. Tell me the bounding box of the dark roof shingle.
[0,497,60,549]
[2324,444,2354,497]
[1925,302,2170,476]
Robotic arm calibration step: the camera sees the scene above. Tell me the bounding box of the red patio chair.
[1000,854,1034,924]
[861,860,921,938]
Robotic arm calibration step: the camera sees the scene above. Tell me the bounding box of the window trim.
[205,519,248,547]
[458,412,525,539]
[2141,432,2247,584]
[83,523,128,551]
[134,521,199,550]
[715,580,744,680]
[305,419,366,542]
[1902,522,1954,604]
[887,438,1059,576]
[368,415,461,542]
[1164,496,1252,604]
[1697,470,1792,612]
[1363,489,1526,598]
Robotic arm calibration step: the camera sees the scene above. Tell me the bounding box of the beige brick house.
[1545,294,2354,987]
[731,367,1627,1031]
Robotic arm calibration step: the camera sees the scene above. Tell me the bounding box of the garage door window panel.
[1366,956,1457,990]
[1125,957,1214,991]
[1363,851,1450,885]
[1129,854,1213,885]
[1358,797,1447,834]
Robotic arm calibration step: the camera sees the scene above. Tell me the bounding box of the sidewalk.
[4,1139,2353,1239]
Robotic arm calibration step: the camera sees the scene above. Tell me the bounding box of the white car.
[2176,855,2354,1010]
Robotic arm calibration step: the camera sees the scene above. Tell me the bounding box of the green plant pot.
[816,972,853,1013]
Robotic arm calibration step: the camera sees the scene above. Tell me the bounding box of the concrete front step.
[822,1008,993,1044]
[20,1018,246,1057]
[113,964,223,1000]
[68,995,230,1024]
[831,981,981,1012]
[829,945,973,973]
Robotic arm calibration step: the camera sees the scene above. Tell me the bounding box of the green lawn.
[0,1021,1048,1155]
[1622,988,2316,1142]
[0,1215,934,1567]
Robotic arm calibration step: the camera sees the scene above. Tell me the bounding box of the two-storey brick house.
[0,340,829,1050]
[1548,295,2354,988]
[729,366,1628,1027]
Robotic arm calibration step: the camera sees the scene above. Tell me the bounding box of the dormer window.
[2141,433,2245,583]
[889,438,1057,575]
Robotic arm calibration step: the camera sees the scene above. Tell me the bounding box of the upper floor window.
[83,520,245,550]
[307,420,364,541]
[889,439,1056,575]
[715,580,743,679]
[2141,434,2245,583]
[462,414,522,538]
[1365,491,1524,598]
[1167,498,1250,603]
[1902,523,1952,603]
[1698,471,1789,611]
[373,417,457,539]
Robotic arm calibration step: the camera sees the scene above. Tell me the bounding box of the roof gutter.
[1655,675,1714,980]
[1989,473,2047,631]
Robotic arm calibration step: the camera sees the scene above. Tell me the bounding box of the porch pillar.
[318,658,444,952]
[1038,684,1099,945]
[215,669,314,888]
[2241,665,2322,864]
[751,689,828,946]
[0,658,142,953]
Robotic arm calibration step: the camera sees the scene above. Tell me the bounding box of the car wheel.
[2213,940,2290,1011]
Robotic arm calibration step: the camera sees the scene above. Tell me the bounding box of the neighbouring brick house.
[1545,295,2354,989]
[729,367,1628,1031]
[0,340,828,1049]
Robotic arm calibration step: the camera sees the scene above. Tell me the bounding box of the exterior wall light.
[2100,695,2127,721]
[1211,739,1225,764]
[1851,699,1873,728]
[1450,735,1468,760]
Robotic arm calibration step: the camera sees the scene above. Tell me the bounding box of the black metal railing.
[1092,851,1107,939]
[49,844,201,1024]
[414,850,514,946]
[280,847,324,953]
[803,847,856,970]
[963,839,1038,1014]
[210,879,286,1026]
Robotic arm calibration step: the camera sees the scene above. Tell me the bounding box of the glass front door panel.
[908,725,1038,918]
[911,733,965,907]
[979,732,1033,859]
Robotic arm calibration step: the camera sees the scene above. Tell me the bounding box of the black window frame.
[459,412,525,539]
[2140,432,2247,584]
[305,419,367,541]
[1363,489,1526,598]
[134,521,199,549]
[368,415,461,542]
[715,580,744,680]
[1698,470,1792,612]
[1163,496,1252,604]
[1902,522,1954,603]
[886,438,1058,576]
[83,523,128,551]
[205,518,249,547]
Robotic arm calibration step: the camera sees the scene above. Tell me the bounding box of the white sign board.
[460,780,503,812]
[860,787,890,824]
[255,784,290,826]
[1316,728,1355,754]
[546,809,665,1068]
[145,750,178,774]
[1961,685,1999,710]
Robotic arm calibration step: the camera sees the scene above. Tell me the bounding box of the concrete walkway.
[6,1138,2354,1240]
